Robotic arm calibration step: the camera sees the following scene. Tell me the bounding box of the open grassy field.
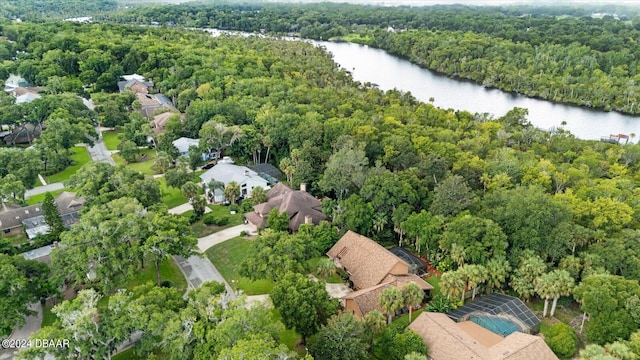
[206,236,274,295]
[46,146,91,183]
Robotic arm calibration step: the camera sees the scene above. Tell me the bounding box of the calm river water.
[315,41,640,141]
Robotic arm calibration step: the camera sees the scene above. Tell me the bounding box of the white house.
[199,162,270,203]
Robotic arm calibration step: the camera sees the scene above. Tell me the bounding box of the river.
[314,41,640,141]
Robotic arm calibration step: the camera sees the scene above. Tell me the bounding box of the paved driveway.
[197,223,255,252]
[25,182,64,198]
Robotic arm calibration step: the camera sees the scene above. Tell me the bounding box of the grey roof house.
[199,161,270,202]
[0,192,84,239]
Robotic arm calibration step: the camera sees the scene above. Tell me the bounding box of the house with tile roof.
[245,182,327,232]
[409,312,558,360]
[327,230,433,318]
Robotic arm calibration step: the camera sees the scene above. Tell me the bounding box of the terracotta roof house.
[245,183,327,232]
[1,192,84,239]
[409,312,558,360]
[199,162,270,203]
[327,231,433,318]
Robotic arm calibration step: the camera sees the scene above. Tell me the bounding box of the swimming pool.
[469,315,521,336]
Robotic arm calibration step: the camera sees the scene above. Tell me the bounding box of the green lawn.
[306,257,343,284]
[26,189,65,205]
[207,204,245,226]
[113,148,158,175]
[46,146,91,183]
[41,304,58,327]
[206,236,274,295]
[425,274,441,297]
[101,130,121,151]
[5,232,28,246]
[392,308,425,327]
[270,308,303,353]
[125,257,188,292]
[158,178,188,208]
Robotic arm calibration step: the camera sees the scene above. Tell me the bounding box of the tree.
[319,140,368,200]
[142,212,197,286]
[334,194,374,235]
[379,286,404,324]
[402,210,444,254]
[404,353,428,360]
[42,192,64,241]
[543,323,578,359]
[402,282,424,322]
[240,231,315,281]
[191,196,207,219]
[250,186,267,204]
[118,139,139,163]
[574,274,640,344]
[485,256,511,292]
[511,251,546,302]
[439,214,507,265]
[198,120,242,156]
[224,181,240,204]
[429,175,474,217]
[217,337,296,360]
[0,173,26,203]
[0,254,34,336]
[426,295,453,313]
[459,264,488,301]
[51,198,149,293]
[267,208,290,232]
[270,272,338,343]
[181,181,200,200]
[363,310,387,338]
[311,312,369,360]
[316,258,336,279]
[375,323,428,360]
[152,150,172,174]
[440,270,466,303]
[164,159,192,189]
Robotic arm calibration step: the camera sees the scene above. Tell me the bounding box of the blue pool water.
[470,315,520,336]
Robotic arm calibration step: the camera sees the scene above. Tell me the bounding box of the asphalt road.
[24,182,64,198]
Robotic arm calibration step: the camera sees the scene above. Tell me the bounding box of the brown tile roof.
[150,112,179,132]
[343,282,393,315]
[408,313,559,360]
[327,231,410,289]
[248,183,326,232]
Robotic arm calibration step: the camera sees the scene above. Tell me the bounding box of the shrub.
[426,295,453,313]
[202,213,216,225]
[214,216,229,226]
[240,230,248,237]
[229,203,240,212]
[543,323,578,359]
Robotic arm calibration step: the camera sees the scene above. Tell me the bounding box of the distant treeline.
[98,2,640,114]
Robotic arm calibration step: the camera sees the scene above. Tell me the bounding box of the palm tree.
[440,270,466,303]
[485,256,511,292]
[549,270,575,317]
[316,258,335,279]
[379,286,403,324]
[401,282,424,323]
[180,181,200,200]
[450,243,466,268]
[250,186,267,204]
[363,310,386,337]
[152,150,172,173]
[460,264,488,301]
[223,181,240,204]
[535,272,555,317]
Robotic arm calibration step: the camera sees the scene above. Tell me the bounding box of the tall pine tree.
[42,192,64,241]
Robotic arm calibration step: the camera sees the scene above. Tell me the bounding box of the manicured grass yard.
[270,308,303,353]
[206,236,274,295]
[158,178,188,208]
[41,304,58,327]
[101,130,121,151]
[26,189,65,205]
[45,146,91,183]
[208,204,244,226]
[125,257,188,292]
[113,148,158,175]
[425,274,441,297]
[392,308,425,327]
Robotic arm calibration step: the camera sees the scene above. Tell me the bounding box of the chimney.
[300,183,307,192]
[244,170,249,176]
[305,215,312,225]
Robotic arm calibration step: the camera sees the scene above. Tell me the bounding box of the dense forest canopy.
[3,2,640,358]
[98,2,640,114]
[0,0,117,20]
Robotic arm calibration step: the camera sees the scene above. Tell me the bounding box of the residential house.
[245,182,327,232]
[249,163,282,185]
[327,231,433,318]
[408,312,558,360]
[4,74,29,92]
[172,137,218,161]
[15,91,41,104]
[199,161,270,203]
[0,192,84,239]
[117,74,154,94]
[136,93,177,119]
[150,112,182,134]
